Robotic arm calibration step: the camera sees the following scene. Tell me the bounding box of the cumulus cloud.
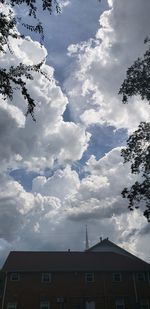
[0,0,150,265]
[31,147,149,262]
[0,2,91,261]
[65,0,150,132]
[0,174,34,242]
[0,149,149,264]
[0,33,90,172]
[38,0,104,82]
[32,165,80,201]
[0,2,90,259]
[65,148,135,220]
[0,172,66,257]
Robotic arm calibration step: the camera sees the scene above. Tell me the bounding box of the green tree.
[119,42,150,221]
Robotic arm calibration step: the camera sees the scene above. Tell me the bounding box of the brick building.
[0,238,150,309]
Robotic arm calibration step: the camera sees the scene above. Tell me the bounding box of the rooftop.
[2,239,150,272]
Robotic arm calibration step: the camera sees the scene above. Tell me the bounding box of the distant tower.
[85,225,89,250]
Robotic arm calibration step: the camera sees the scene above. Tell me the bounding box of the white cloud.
[0,33,90,172]
[0,174,34,242]
[65,0,150,132]
[32,165,80,201]
[0,0,149,266]
[65,148,135,220]
[0,3,90,259]
[60,0,70,9]
[0,148,149,264]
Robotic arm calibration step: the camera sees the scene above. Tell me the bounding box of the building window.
[10,273,20,281]
[40,301,50,309]
[85,272,94,282]
[85,301,95,309]
[7,303,17,309]
[137,272,146,281]
[73,305,81,309]
[42,273,51,283]
[57,298,64,303]
[113,272,122,282]
[140,300,149,309]
[115,299,125,309]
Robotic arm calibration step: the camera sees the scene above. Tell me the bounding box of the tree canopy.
[119,43,150,221]
[0,0,60,119]
[1,0,60,17]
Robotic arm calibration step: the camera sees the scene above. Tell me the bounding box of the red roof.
[2,251,150,272]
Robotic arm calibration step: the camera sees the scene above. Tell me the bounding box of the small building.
[0,238,150,309]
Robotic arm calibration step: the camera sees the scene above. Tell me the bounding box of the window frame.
[140,299,149,309]
[10,272,20,281]
[57,298,65,303]
[73,304,81,309]
[137,272,146,282]
[113,272,122,282]
[115,298,125,309]
[41,272,51,283]
[40,300,50,309]
[7,302,17,309]
[85,272,95,283]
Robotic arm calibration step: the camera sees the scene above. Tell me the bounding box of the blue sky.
[0,0,150,265]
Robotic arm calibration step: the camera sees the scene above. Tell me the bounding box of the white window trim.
[40,301,50,309]
[113,272,122,282]
[41,272,51,283]
[73,304,81,309]
[140,299,149,309]
[57,298,64,303]
[7,302,17,309]
[115,298,125,309]
[137,272,146,281]
[85,272,95,283]
[10,272,20,281]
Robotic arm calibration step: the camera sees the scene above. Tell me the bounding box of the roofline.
[2,269,150,273]
[86,239,148,263]
[8,250,84,254]
[5,247,149,265]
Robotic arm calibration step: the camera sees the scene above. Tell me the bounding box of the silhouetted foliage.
[121,122,150,220]
[0,11,22,53]
[119,42,150,221]
[1,0,60,18]
[119,46,150,104]
[0,61,51,120]
[0,0,60,119]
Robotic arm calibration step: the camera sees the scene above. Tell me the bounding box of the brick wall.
[2,271,150,309]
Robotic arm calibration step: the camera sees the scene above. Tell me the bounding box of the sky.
[0,0,150,266]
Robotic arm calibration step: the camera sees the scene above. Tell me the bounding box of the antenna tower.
[85,225,89,250]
